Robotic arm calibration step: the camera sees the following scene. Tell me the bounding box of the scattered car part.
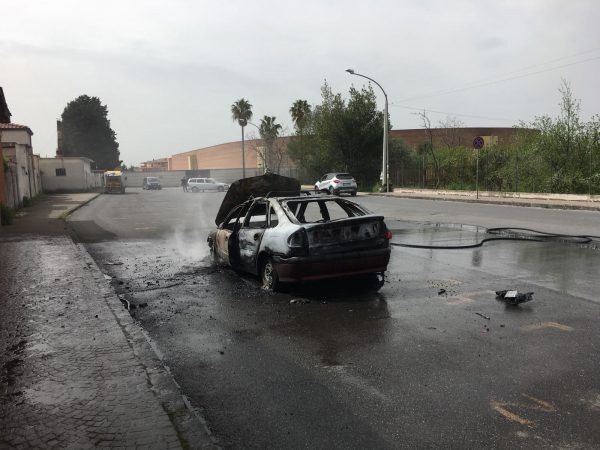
[496,290,534,305]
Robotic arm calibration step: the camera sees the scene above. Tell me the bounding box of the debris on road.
[496,290,534,305]
[438,288,447,296]
[103,261,124,266]
[475,312,491,320]
[290,298,310,305]
[103,274,112,280]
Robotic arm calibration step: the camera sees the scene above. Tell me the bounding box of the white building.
[40,157,103,192]
[0,123,42,206]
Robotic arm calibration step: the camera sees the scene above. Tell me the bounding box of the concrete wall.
[0,157,6,208]
[1,129,31,146]
[169,139,263,171]
[121,168,300,187]
[40,157,97,192]
[3,162,20,209]
[3,144,35,202]
[121,170,188,187]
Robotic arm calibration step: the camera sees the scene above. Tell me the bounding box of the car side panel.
[214,229,232,264]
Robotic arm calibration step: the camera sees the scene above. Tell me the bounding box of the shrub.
[1,203,14,225]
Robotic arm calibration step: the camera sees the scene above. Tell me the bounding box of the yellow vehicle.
[104,170,125,194]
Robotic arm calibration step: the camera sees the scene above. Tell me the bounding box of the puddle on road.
[388,221,488,247]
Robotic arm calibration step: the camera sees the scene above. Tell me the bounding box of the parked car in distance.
[142,177,162,190]
[208,191,391,291]
[188,178,229,192]
[314,173,357,196]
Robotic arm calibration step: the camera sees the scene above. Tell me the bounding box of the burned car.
[208,173,391,291]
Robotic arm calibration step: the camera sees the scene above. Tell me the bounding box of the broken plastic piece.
[496,290,534,305]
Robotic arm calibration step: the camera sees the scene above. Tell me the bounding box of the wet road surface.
[69,188,600,448]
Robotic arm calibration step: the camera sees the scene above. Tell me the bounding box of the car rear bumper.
[273,247,390,282]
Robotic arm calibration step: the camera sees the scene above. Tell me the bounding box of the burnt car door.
[237,200,268,274]
[214,205,245,266]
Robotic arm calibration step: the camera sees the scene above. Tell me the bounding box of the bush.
[1,203,14,225]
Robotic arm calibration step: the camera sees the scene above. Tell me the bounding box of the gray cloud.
[1,0,599,164]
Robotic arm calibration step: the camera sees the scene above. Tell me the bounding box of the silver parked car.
[187,177,229,192]
[208,174,391,291]
[314,172,357,196]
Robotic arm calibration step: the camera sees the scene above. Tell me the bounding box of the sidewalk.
[371,189,600,211]
[0,194,216,449]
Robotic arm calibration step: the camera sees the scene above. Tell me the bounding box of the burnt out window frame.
[221,205,243,231]
[242,200,268,229]
[281,198,368,224]
[268,203,280,228]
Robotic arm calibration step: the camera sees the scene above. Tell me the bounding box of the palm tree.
[231,98,253,178]
[259,116,282,172]
[289,100,311,133]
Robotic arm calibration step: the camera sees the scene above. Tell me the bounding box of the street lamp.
[238,118,248,178]
[345,69,389,192]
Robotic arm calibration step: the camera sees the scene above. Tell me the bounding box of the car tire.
[328,187,334,195]
[191,186,199,193]
[260,257,280,291]
[218,186,224,192]
[351,191,357,197]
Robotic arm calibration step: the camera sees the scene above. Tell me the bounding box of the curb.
[59,193,102,220]
[367,193,600,212]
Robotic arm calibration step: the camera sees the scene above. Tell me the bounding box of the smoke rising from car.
[168,196,215,267]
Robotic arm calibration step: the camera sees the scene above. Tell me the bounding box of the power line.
[394,52,600,103]
[390,104,517,122]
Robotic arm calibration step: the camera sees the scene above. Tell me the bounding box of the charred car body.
[208,174,391,290]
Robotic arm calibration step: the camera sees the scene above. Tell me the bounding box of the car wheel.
[261,257,280,291]
[351,191,357,197]
[218,186,224,192]
[191,186,199,193]
[328,186,334,195]
[314,185,319,193]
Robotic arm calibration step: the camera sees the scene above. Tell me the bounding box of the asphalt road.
[70,188,600,449]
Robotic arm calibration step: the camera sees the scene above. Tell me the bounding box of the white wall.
[40,158,96,192]
[121,171,187,187]
[2,144,36,202]
[1,129,32,146]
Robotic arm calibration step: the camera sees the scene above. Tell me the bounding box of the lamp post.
[345,69,389,192]
[238,118,247,178]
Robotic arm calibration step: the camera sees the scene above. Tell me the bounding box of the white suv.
[314,173,357,196]
[187,178,229,192]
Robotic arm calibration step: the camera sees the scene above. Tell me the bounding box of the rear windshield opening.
[336,173,353,180]
[147,178,159,182]
[283,199,366,224]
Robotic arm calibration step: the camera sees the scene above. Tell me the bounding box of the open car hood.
[215,173,301,226]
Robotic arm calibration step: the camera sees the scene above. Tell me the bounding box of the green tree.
[289,100,311,133]
[231,98,253,127]
[61,95,120,170]
[518,79,600,193]
[231,98,253,176]
[305,82,385,187]
[258,116,282,171]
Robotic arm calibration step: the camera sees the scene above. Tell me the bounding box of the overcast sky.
[1,0,599,165]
